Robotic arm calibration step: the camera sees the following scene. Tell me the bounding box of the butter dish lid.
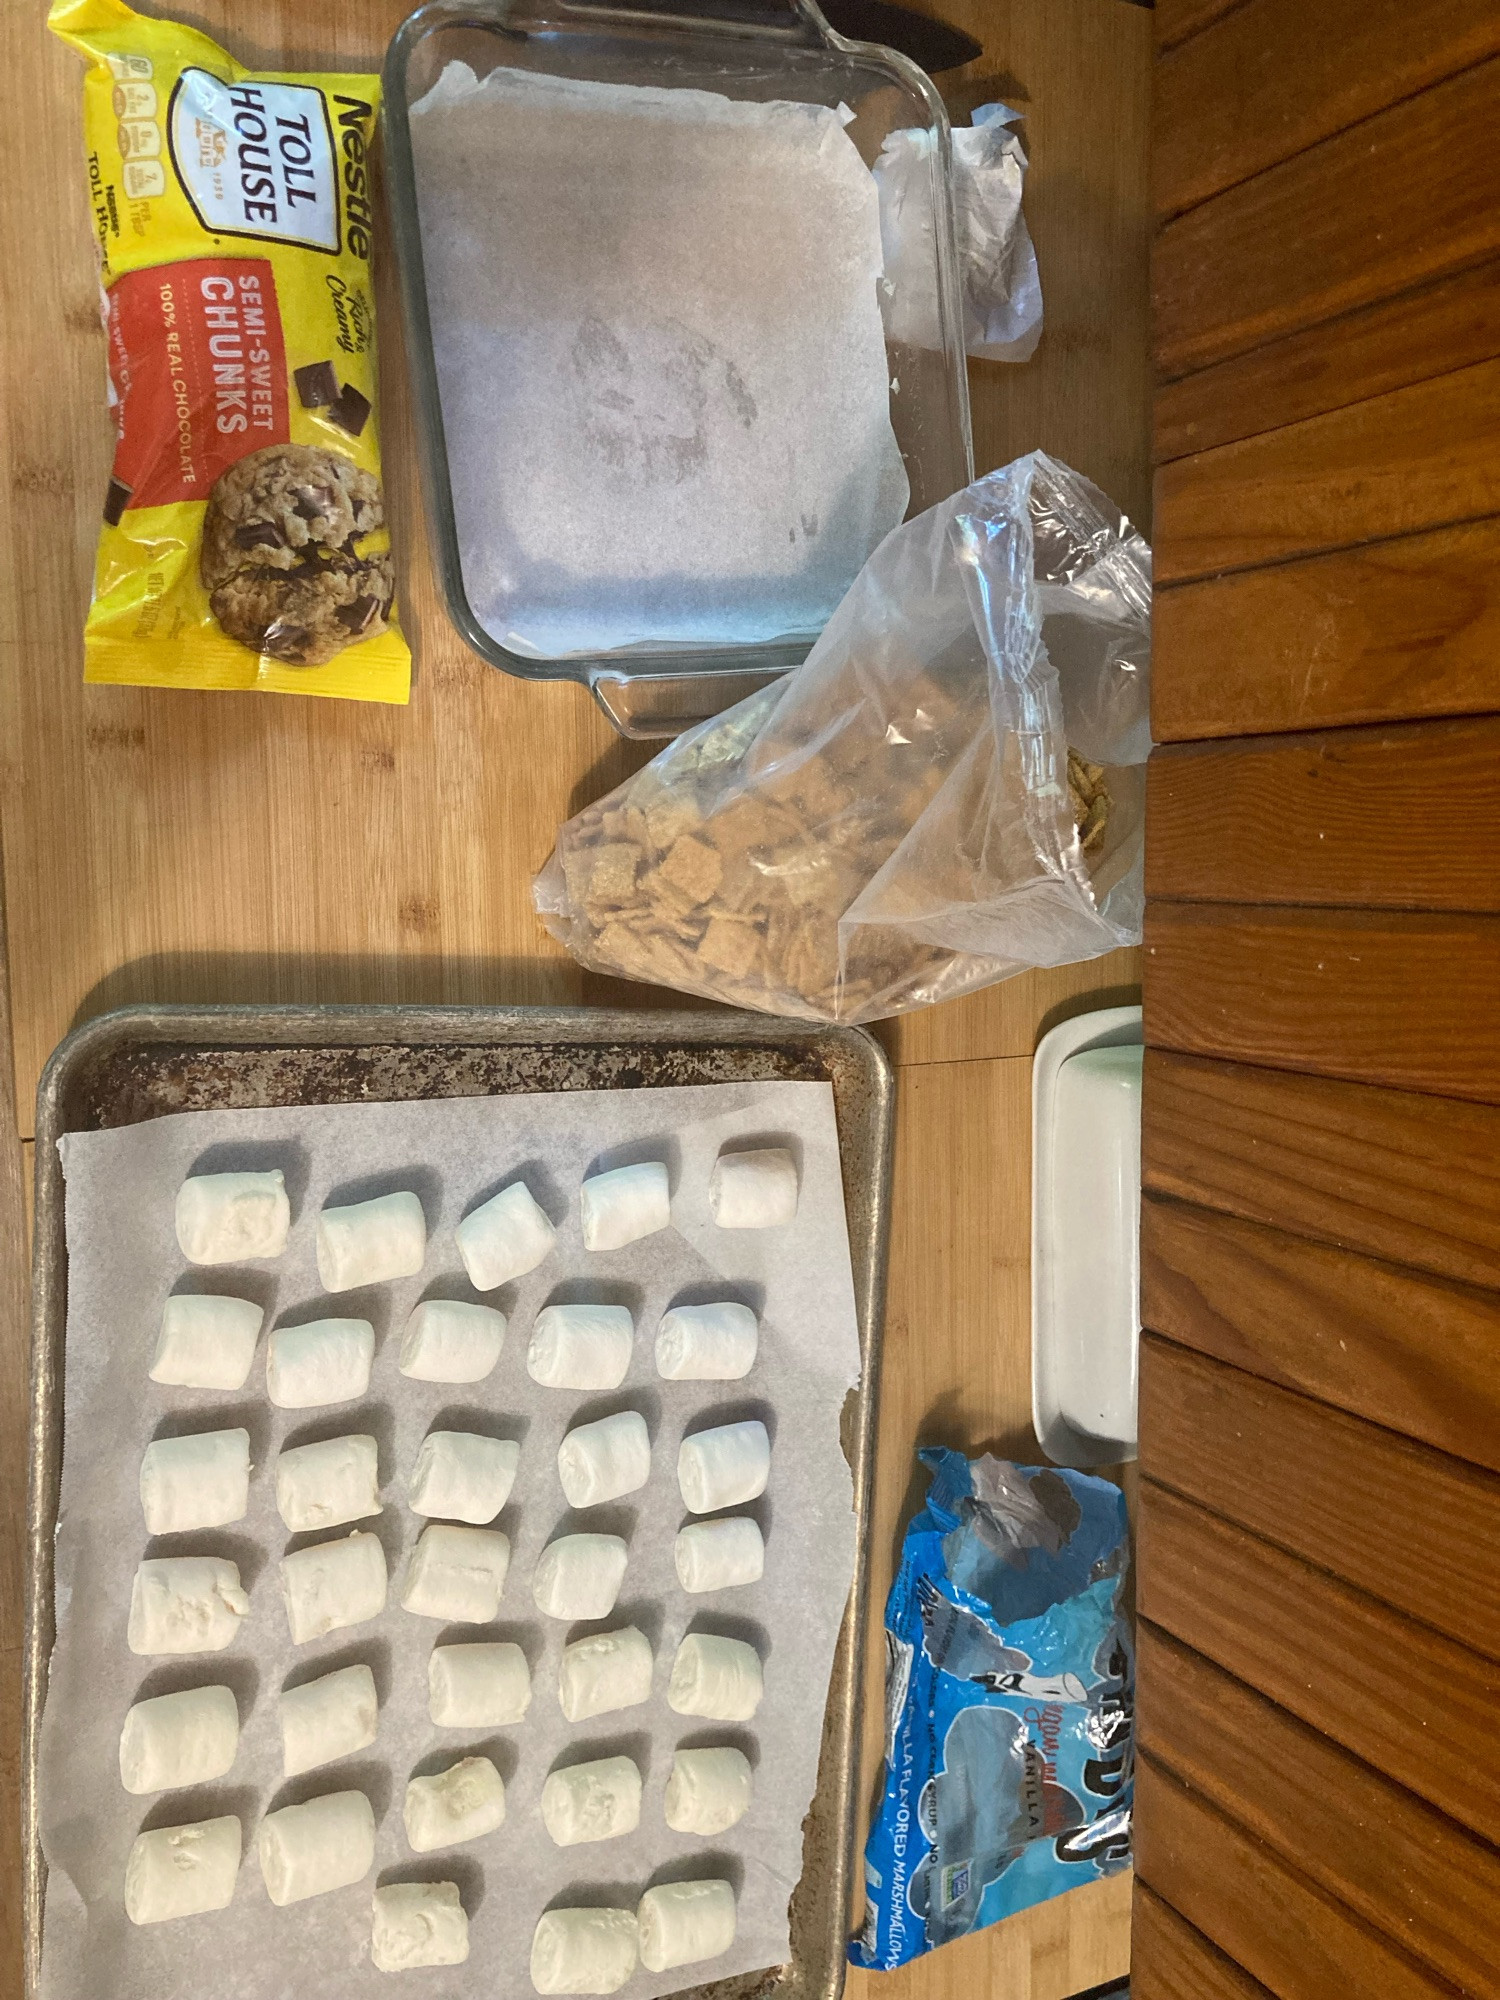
[1031,1004,1142,1467]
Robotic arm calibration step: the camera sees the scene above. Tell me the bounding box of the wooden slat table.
[0,0,1151,1992]
[1135,1,1500,1992]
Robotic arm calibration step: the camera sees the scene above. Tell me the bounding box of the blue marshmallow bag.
[850,1450,1134,1969]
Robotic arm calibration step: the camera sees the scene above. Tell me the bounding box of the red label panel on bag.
[106,255,289,508]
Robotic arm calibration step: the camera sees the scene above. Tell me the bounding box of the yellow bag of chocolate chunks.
[50,0,410,701]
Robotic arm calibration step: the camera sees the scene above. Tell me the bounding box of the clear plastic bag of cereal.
[536,451,1150,1023]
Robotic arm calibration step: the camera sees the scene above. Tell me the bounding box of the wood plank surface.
[1154,56,1500,378]
[884,947,1142,1066]
[1146,718,1500,911]
[1144,902,1500,1103]
[1154,0,1500,220]
[1139,1334,1500,1656]
[1155,260,1500,463]
[1132,1887,1276,2000]
[1153,359,1500,584]
[1138,1480,1500,1841]
[1138,1624,1500,1998]
[1141,1053,1500,1290]
[849,1874,1134,2000]
[1154,0,1250,55]
[1134,1754,1464,2000]
[948,0,1154,536]
[1142,9,1500,1998]
[1150,517,1500,741]
[1142,1195,1500,1470]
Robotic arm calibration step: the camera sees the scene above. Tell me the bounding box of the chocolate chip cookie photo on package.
[50,0,411,702]
[200,444,394,666]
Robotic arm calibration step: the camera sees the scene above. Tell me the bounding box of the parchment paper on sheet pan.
[41,1077,861,2000]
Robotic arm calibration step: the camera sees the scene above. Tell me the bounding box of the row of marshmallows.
[138,1419,768,1572]
[151,1294,759,1399]
[172,1140,801,1278]
[127,1814,735,1985]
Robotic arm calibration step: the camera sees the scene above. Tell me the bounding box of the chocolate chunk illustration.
[294,360,340,409]
[327,383,372,438]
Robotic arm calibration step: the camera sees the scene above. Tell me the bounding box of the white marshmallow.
[678,1420,771,1514]
[275,1434,381,1533]
[257,1789,375,1906]
[580,1161,670,1252]
[638,1879,737,1972]
[399,1298,506,1383]
[674,1517,765,1594]
[175,1170,289,1266]
[557,1411,650,1510]
[668,1634,764,1720]
[124,1816,240,1925]
[404,1754,506,1852]
[266,1318,374,1409]
[119,1685,239,1795]
[139,1429,251,1535]
[429,1641,532,1728]
[541,1755,642,1847]
[371,1881,470,1973]
[530,1908,638,1996]
[708,1148,798,1230]
[531,1534,627,1621]
[280,1530,387,1645]
[527,1304,633,1391]
[655,1302,758,1382]
[316,1191,427,1293]
[128,1557,249,1656]
[558,1626,654,1723]
[664,1746,753,1835]
[409,1431,519,1523]
[402,1523,511,1623]
[456,1180,557,1290]
[150,1294,262,1391]
[279,1663,379,1777]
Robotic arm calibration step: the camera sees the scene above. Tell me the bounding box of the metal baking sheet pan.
[26,1003,893,2000]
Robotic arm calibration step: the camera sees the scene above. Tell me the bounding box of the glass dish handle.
[591,667,790,739]
[561,0,825,40]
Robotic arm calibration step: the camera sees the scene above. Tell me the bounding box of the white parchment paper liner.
[39,1078,861,2000]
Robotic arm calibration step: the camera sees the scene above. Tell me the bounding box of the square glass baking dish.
[383,0,973,737]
